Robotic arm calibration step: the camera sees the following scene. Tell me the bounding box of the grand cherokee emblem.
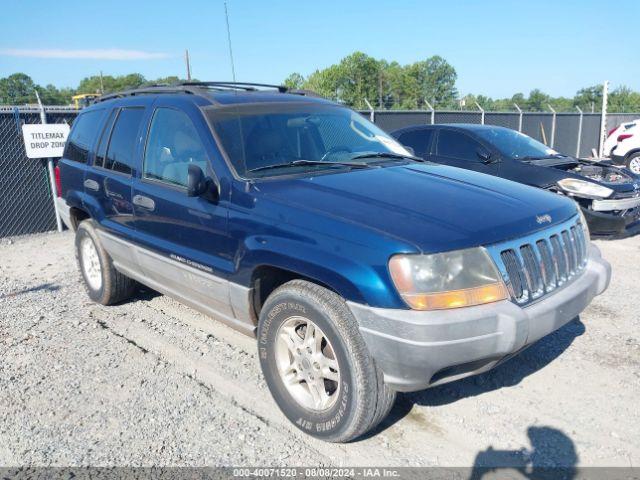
[536,214,552,224]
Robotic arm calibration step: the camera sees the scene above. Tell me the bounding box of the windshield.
[207,103,411,178]
[474,127,560,160]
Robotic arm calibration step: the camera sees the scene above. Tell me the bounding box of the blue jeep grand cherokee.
[57,82,611,442]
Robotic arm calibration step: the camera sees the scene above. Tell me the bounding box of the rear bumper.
[348,245,611,392]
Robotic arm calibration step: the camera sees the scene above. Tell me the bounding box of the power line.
[224,1,236,82]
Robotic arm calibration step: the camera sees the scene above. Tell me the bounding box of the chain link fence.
[0,107,78,238]
[1,104,639,238]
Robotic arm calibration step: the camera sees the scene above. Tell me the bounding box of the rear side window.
[94,109,117,168]
[396,129,433,159]
[103,108,145,175]
[63,109,105,163]
[437,130,482,160]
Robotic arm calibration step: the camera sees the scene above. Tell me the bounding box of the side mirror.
[476,147,493,163]
[187,164,206,197]
[403,145,416,156]
[187,164,219,202]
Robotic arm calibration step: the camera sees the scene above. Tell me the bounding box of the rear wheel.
[626,152,640,175]
[75,220,137,305]
[257,280,395,442]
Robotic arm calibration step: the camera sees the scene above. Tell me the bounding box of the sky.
[1,0,638,98]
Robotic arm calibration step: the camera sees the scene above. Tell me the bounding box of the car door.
[83,105,146,239]
[131,101,236,321]
[433,129,499,175]
[395,127,435,160]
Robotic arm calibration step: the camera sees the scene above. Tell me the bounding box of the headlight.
[389,248,509,310]
[557,178,613,199]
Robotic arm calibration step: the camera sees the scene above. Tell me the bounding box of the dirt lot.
[0,231,638,468]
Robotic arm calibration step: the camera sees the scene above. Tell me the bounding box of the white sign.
[21,123,70,159]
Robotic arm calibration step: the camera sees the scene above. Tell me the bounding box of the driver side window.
[437,130,482,161]
[143,108,208,187]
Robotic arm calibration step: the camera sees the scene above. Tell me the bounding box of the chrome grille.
[489,216,589,305]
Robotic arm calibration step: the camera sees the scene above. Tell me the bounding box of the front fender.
[234,233,408,309]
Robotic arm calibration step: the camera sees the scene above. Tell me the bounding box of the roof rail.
[175,81,288,93]
[94,82,322,104]
[95,85,202,103]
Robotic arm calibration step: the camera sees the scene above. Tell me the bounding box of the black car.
[392,124,640,238]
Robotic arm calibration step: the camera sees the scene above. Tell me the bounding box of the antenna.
[224,1,237,82]
[184,49,192,81]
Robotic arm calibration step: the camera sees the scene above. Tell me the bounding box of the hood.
[254,164,578,253]
[524,157,640,195]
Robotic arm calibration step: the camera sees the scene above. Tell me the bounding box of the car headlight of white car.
[389,248,509,310]
[557,178,614,200]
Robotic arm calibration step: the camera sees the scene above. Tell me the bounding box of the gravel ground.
[0,231,638,468]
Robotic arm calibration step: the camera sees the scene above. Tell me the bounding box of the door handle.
[133,194,156,211]
[84,179,99,192]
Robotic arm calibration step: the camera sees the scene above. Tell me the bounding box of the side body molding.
[96,230,256,336]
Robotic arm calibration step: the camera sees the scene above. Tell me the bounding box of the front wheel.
[257,280,395,442]
[626,152,640,175]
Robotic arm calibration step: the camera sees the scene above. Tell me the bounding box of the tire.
[257,280,395,442]
[625,152,640,175]
[75,220,137,305]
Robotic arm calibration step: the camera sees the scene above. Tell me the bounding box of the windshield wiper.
[349,152,425,162]
[246,159,371,174]
[519,154,569,161]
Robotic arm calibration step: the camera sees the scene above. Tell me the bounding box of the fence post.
[547,104,556,149]
[35,90,63,232]
[598,80,609,158]
[364,98,375,123]
[475,102,485,124]
[575,106,583,158]
[424,99,435,125]
[514,103,523,132]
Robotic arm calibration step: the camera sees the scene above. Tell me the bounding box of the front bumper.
[582,204,640,239]
[348,245,611,392]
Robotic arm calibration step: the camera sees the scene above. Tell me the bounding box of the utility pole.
[99,71,104,94]
[184,49,192,81]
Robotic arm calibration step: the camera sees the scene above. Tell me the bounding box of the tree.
[0,73,37,104]
[283,73,305,90]
[405,56,457,108]
[573,85,602,112]
[525,89,550,111]
[39,84,73,105]
[609,86,640,113]
[301,52,458,110]
[77,73,146,94]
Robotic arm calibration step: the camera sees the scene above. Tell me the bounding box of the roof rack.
[94,81,321,104]
[95,85,201,103]
[175,81,288,93]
